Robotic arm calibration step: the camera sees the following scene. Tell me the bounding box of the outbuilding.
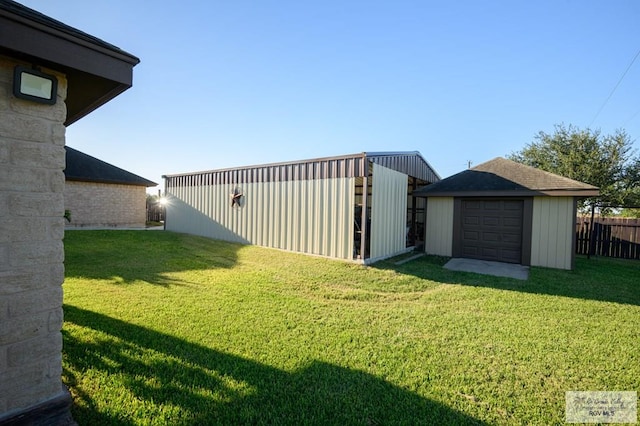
[164,151,439,263]
[64,146,157,228]
[413,157,599,270]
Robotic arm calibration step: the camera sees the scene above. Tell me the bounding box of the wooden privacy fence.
[575,217,640,260]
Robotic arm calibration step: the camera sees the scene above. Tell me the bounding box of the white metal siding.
[166,177,355,260]
[424,197,454,257]
[369,163,408,261]
[531,197,574,270]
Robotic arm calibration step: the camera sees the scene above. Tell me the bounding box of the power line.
[621,107,640,128]
[589,47,640,128]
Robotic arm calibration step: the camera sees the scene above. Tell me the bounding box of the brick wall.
[65,181,147,228]
[0,55,71,419]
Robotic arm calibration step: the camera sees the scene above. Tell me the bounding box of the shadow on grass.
[375,254,640,306]
[64,230,242,287]
[63,305,487,425]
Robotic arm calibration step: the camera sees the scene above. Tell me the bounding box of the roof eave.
[537,189,600,197]
[413,189,600,198]
[66,176,157,187]
[0,2,139,125]
[413,190,538,198]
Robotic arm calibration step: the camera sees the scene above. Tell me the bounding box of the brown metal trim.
[164,151,440,187]
[521,198,533,266]
[164,153,367,181]
[165,153,366,177]
[452,198,462,258]
[367,151,440,183]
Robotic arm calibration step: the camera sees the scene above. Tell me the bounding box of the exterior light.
[13,65,57,105]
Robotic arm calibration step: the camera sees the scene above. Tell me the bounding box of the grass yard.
[62,231,639,425]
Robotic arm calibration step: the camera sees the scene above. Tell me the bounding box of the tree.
[621,157,640,207]
[509,124,639,212]
[620,208,640,218]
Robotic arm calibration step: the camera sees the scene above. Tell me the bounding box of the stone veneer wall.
[65,181,147,228]
[0,56,73,422]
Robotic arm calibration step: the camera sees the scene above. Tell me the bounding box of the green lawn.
[62,230,639,425]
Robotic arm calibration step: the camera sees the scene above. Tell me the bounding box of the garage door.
[460,199,523,263]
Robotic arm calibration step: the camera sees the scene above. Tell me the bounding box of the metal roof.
[366,151,440,182]
[164,151,440,186]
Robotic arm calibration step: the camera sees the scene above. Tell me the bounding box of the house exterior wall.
[166,177,355,260]
[369,163,409,262]
[64,181,147,228]
[424,197,454,256]
[530,196,575,270]
[0,56,70,419]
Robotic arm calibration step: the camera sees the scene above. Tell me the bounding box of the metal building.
[163,151,439,263]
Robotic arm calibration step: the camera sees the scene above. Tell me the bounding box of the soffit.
[0,0,139,125]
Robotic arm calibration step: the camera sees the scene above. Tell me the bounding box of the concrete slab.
[443,258,529,280]
[65,226,165,231]
[394,253,425,265]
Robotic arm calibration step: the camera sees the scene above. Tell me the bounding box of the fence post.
[587,204,595,259]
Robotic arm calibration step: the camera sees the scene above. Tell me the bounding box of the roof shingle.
[413,157,598,197]
[64,146,156,187]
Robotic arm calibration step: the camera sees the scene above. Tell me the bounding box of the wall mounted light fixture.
[13,65,57,105]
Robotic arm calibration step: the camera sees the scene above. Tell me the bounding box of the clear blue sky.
[20,0,640,192]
